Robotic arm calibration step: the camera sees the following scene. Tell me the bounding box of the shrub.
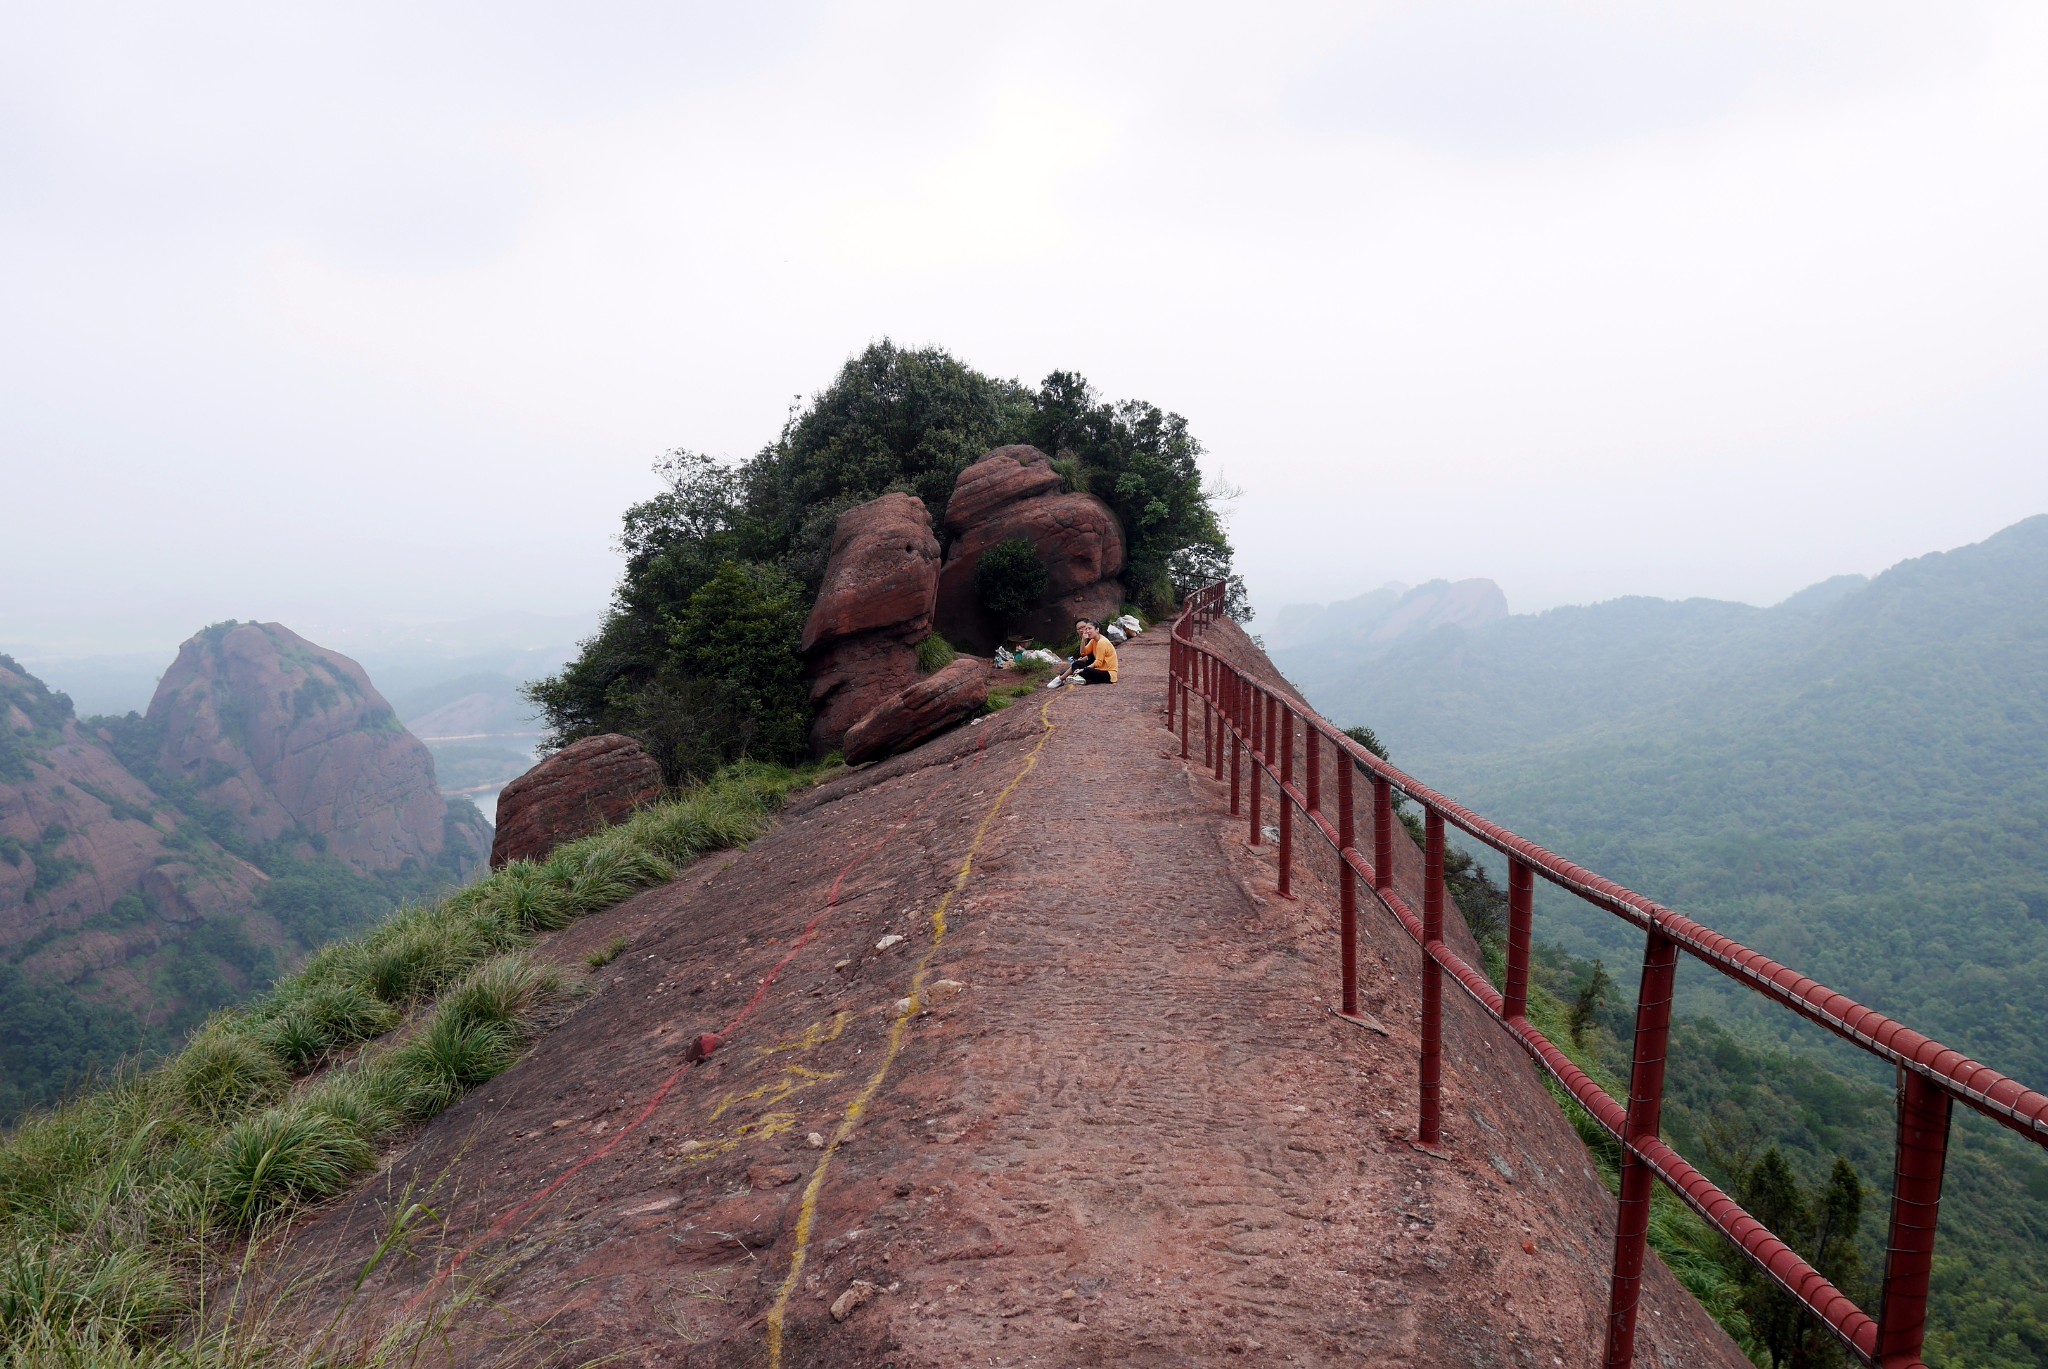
[389,1016,521,1120]
[975,538,1047,623]
[208,1105,375,1227]
[542,833,674,915]
[168,1030,286,1124]
[914,634,957,674]
[439,955,575,1034]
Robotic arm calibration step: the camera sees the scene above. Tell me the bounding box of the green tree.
[1030,370,1233,616]
[1568,960,1612,1046]
[529,342,1247,778]
[1740,1147,1815,1367]
[975,537,1048,624]
[744,341,1034,585]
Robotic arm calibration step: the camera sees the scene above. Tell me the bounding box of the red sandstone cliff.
[145,622,484,874]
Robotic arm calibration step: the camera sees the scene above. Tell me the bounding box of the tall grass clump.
[0,758,826,1364]
[914,633,957,673]
[168,1029,288,1125]
[209,1106,376,1228]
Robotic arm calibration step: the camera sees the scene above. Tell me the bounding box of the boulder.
[801,494,946,757]
[942,445,1063,536]
[807,635,922,757]
[800,493,941,654]
[490,734,666,868]
[842,659,990,766]
[935,487,1126,653]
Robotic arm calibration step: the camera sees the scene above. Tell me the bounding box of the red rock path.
[266,630,1744,1368]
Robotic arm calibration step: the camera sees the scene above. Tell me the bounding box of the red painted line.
[401,730,994,1313]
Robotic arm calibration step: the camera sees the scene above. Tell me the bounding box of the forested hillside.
[1274,517,2048,1366]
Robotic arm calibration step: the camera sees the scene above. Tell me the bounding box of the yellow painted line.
[765,693,1065,1365]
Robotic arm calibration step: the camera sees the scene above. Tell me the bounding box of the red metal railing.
[1165,581,2048,1369]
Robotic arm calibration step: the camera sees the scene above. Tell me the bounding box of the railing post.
[1602,929,1681,1369]
[1419,809,1444,1147]
[1338,756,1357,1017]
[1178,679,1189,760]
[1277,705,1295,899]
[1876,1070,1954,1367]
[1373,777,1394,895]
[1247,686,1263,847]
[1305,724,1320,823]
[1229,676,1242,815]
[1203,688,1213,771]
[1164,640,1176,731]
[1503,858,1534,1022]
[1213,668,1226,783]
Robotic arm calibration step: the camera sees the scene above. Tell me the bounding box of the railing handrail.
[1164,579,2047,1369]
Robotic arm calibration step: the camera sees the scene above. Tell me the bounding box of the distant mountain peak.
[1264,578,1505,653]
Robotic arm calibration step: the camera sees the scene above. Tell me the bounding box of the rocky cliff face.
[3,632,488,1111]
[145,623,482,874]
[0,656,264,980]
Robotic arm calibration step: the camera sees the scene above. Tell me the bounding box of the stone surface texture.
[940,444,1064,536]
[799,493,941,653]
[490,733,667,868]
[806,635,923,760]
[841,657,990,765]
[933,447,1127,653]
[146,623,479,875]
[802,493,946,757]
[254,628,1747,1369]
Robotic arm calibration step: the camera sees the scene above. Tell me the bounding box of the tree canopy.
[528,341,1244,780]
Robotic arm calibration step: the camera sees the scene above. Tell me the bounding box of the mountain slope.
[1,626,490,1120]
[249,632,1742,1368]
[1277,516,2048,1082]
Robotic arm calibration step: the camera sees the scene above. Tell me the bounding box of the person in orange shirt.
[1055,618,1118,685]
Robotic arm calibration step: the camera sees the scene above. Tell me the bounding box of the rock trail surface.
[264,630,1744,1368]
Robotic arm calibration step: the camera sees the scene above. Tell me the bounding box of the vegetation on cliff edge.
[527,341,1244,783]
[0,760,826,1365]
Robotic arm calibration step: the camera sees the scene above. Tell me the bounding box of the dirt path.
[264,630,1743,1368]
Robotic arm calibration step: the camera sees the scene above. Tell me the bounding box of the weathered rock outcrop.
[934,446,1127,653]
[146,623,481,874]
[940,443,1063,536]
[0,656,263,964]
[490,734,666,868]
[840,658,989,765]
[801,493,943,756]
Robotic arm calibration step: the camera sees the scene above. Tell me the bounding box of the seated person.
[1057,618,1119,685]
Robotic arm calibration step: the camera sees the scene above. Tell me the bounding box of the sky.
[5,0,2046,662]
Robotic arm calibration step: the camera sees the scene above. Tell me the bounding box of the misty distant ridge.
[1269,568,1884,659]
[1264,577,1509,653]
[1269,511,2048,1083]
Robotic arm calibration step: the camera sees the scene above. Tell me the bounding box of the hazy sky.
[5,1,2045,658]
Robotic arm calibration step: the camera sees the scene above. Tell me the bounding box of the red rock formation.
[841,657,989,765]
[799,493,941,653]
[934,447,1126,652]
[490,734,666,868]
[801,494,945,757]
[147,623,478,874]
[1,655,270,1029]
[940,444,1063,536]
[0,658,263,964]
[806,635,922,761]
